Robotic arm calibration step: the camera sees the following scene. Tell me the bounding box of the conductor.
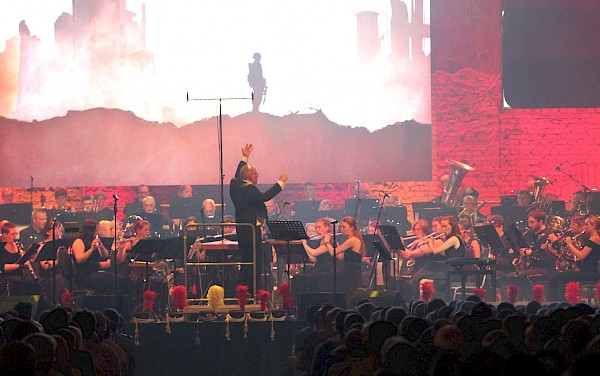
[229,143,287,295]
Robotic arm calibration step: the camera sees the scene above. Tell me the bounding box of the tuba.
[441,159,475,209]
[531,176,551,202]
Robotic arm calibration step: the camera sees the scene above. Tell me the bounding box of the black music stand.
[131,239,166,292]
[16,243,41,266]
[473,224,506,258]
[0,203,33,225]
[345,198,380,227]
[505,224,530,250]
[292,200,320,224]
[169,197,203,223]
[37,238,73,303]
[266,221,309,286]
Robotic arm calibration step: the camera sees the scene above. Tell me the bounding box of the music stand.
[169,197,203,223]
[371,241,393,262]
[0,203,33,225]
[344,198,380,227]
[37,238,73,303]
[63,222,80,239]
[16,243,41,265]
[362,235,380,258]
[266,221,309,286]
[131,239,166,291]
[473,224,506,258]
[292,200,320,224]
[505,224,530,250]
[377,225,405,251]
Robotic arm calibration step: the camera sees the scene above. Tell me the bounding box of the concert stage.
[123,319,306,376]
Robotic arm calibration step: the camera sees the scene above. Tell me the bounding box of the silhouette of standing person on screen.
[248,52,267,112]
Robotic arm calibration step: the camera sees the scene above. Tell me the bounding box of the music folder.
[371,241,393,262]
[16,243,41,264]
[473,224,506,255]
[36,238,74,261]
[377,225,405,251]
[506,224,530,250]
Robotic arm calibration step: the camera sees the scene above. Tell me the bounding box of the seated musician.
[509,209,555,280]
[36,218,68,302]
[488,214,519,279]
[71,219,113,292]
[297,216,365,295]
[97,219,130,292]
[408,216,465,300]
[140,196,170,237]
[52,187,75,213]
[0,221,41,295]
[398,219,443,278]
[548,215,600,301]
[93,191,115,221]
[458,195,486,225]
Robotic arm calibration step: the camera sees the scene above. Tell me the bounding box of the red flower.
[507,285,519,305]
[277,283,293,311]
[565,281,580,305]
[171,285,188,310]
[236,285,249,311]
[143,290,157,312]
[420,281,434,303]
[257,289,271,311]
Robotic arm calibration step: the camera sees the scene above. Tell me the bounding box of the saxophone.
[16,240,39,281]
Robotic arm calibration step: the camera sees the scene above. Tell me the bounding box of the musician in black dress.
[548,215,600,301]
[409,216,466,300]
[71,219,112,292]
[229,143,287,294]
[298,216,365,294]
[1,221,40,295]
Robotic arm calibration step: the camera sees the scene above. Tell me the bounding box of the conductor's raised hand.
[279,173,288,183]
[242,143,253,158]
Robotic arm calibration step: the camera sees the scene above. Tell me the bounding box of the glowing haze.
[0,0,430,132]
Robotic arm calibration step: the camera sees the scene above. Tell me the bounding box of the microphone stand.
[332,221,338,297]
[50,218,57,304]
[353,181,362,224]
[113,195,119,299]
[187,92,252,297]
[373,194,387,291]
[187,93,252,231]
[555,165,594,209]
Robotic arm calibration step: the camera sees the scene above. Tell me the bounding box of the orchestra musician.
[398,219,443,278]
[458,195,486,226]
[1,221,41,296]
[298,216,365,295]
[488,214,519,279]
[36,218,67,303]
[548,215,600,301]
[408,216,465,300]
[19,208,48,251]
[510,210,555,280]
[71,219,112,293]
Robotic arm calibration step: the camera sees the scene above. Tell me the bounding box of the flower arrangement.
[236,285,249,311]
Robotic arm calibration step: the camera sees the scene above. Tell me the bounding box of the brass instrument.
[441,159,475,209]
[547,229,583,272]
[528,176,558,214]
[16,240,38,281]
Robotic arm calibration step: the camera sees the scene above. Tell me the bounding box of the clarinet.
[16,240,39,281]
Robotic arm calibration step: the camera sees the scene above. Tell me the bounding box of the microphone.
[380,190,390,198]
[113,194,119,201]
[554,162,565,171]
[330,219,339,224]
[186,92,189,102]
[355,180,361,183]
[49,218,57,229]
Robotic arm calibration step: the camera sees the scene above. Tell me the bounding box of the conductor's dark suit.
[230,159,283,293]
